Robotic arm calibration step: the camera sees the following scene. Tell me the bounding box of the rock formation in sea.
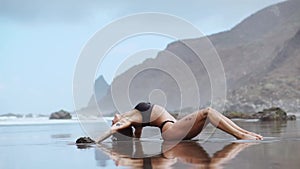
[49,109,72,119]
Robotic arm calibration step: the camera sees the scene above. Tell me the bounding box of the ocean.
[1,118,300,169]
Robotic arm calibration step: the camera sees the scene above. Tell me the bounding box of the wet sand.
[0,120,300,169]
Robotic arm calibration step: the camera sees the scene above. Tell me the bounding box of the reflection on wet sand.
[92,141,256,169]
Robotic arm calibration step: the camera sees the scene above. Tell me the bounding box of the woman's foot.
[241,131,263,140]
[237,133,262,140]
[236,128,263,140]
[248,132,263,140]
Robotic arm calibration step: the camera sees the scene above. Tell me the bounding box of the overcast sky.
[0,0,284,114]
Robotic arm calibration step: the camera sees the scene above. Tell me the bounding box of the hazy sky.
[0,0,284,114]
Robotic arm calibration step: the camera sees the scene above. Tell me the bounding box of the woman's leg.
[220,113,263,139]
[203,108,262,140]
[162,107,262,140]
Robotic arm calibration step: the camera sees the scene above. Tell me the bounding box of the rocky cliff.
[93,0,300,114]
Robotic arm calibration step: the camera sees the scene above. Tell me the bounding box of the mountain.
[87,75,109,107]
[93,0,300,114]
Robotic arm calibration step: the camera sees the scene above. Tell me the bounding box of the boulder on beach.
[287,114,297,120]
[76,137,95,144]
[224,107,297,121]
[253,107,292,121]
[49,110,72,120]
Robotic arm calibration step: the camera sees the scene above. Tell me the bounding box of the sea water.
[0,119,300,169]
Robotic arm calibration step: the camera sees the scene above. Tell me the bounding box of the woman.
[96,102,263,143]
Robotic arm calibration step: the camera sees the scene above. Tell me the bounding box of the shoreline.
[0,117,113,126]
[0,116,297,127]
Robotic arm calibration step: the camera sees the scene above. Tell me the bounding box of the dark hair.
[111,126,134,141]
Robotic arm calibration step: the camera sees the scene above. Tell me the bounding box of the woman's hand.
[96,117,132,143]
[110,118,131,133]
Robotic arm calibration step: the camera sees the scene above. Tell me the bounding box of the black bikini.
[134,102,153,127]
[134,102,175,131]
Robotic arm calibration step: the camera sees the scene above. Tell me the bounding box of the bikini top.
[134,102,153,127]
[134,102,175,130]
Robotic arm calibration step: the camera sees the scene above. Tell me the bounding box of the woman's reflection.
[94,141,256,169]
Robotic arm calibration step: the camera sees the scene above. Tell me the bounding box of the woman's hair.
[111,126,134,141]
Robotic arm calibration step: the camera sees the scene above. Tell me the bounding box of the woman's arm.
[134,127,143,138]
[95,129,113,143]
[95,118,132,143]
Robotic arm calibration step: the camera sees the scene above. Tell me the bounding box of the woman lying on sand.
[96,102,263,142]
